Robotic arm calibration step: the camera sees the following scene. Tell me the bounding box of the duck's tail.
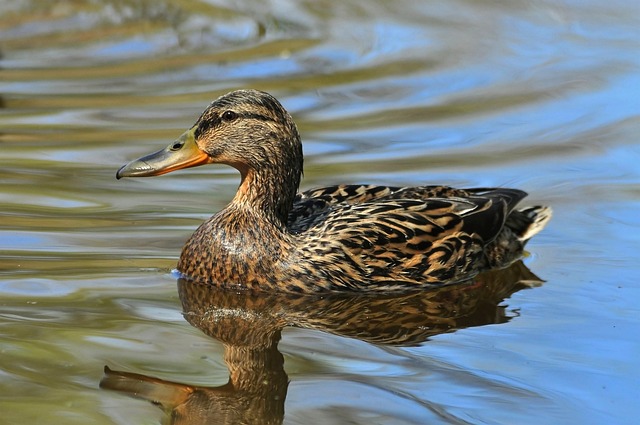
[508,205,553,244]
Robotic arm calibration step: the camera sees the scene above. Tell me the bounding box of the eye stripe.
[238,112,276,122]
[194,115,220,139]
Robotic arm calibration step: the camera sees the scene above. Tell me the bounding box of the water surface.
[1,0,639,424]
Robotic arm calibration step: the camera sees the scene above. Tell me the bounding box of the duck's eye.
[222,110,238,121]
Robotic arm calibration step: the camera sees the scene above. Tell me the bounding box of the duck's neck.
[231,162,301,227]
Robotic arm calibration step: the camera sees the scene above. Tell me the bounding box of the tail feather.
[509,206,552,243]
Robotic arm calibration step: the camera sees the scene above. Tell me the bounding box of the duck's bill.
[116,128,212,179]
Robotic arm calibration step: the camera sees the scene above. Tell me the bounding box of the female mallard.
[117,89,551,293]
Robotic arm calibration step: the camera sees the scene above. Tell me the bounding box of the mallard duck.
[117,89,551,293]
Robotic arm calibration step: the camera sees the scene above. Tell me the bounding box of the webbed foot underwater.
[117,89,551,293]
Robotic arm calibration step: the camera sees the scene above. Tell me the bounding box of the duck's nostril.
[171,142,183,150]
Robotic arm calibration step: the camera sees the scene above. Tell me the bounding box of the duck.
[117,89,551,293]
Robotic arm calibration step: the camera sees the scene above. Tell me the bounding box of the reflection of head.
[102,319,287,425]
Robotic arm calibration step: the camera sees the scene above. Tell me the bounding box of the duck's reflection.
[101,260,541,424]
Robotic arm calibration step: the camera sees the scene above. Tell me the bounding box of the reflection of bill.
[101,260,542,424]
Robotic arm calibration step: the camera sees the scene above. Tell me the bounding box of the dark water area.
[1,1,639,424]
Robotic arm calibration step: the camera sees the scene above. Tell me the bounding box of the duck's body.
[117,90,551,293]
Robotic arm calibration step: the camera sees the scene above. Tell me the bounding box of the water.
[1,0,639,423]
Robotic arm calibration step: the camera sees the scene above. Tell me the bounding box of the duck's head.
[116,90,303,191]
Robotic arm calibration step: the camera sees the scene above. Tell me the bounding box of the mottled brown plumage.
[117,89,552,293]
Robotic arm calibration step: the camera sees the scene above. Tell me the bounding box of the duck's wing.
[291,189,524,289]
